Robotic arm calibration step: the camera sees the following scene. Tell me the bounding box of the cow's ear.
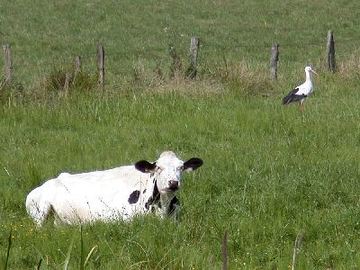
[183,158,203,172]
[135,160,157,173]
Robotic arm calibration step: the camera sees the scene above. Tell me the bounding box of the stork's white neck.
[305,70,313,83]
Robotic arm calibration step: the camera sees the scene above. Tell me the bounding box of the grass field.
[1,0,360,269]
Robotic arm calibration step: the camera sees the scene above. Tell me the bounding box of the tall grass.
[1,75,360,268]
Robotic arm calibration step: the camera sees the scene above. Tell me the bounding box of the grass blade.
[84,245,98,267]
[291,231,305,270]
[80,225,84,270]
[36,258,42,270]
[63,235,75,270]
[3,229,12,270]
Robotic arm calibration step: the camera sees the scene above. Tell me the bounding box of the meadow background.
[1,0,360,269]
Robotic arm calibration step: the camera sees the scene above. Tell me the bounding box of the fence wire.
[1,33,360,84]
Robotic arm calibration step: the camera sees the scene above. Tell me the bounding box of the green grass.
[1,0,360,269]
[1,84,360,268]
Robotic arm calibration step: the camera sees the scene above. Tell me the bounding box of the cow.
[25,151,203,226]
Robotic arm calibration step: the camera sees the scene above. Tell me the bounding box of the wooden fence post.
[270,43,279,80]
[72,56,81,86]
[2,44,12,85]
[63,72,71,96]
[221,231,228,270]
[326,30,336,72]
[74,56,81,75]
[169,45,182,79]
[97,44,105,89]
[186,37,200,79]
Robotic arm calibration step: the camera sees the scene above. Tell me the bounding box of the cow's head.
[135,151,203,194]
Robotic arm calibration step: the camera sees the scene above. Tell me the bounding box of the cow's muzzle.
[168,180,179,191]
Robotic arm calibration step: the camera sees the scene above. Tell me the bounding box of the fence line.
[0,31,343,89]
[3,34,359,57]
[4,38,354,67]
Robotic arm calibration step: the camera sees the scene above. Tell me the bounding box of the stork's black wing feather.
[282,88,307,105]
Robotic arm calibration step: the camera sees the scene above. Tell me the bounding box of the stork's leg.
[299,100,305,112]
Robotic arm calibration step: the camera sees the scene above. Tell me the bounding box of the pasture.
[1,0,360,269]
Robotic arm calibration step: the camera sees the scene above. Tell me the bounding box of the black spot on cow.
[168,196,180,216]
[128,190,140,204]
[145,181,160,210]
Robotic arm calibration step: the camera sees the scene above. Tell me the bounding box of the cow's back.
[26,165,150,225]
[55,165,146,195]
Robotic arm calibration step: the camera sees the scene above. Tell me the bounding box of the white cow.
[25,151,203,226]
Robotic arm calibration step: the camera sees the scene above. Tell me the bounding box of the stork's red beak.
[311,69,318,76]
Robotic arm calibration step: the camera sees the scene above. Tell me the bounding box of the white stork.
[282,66,318,111]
